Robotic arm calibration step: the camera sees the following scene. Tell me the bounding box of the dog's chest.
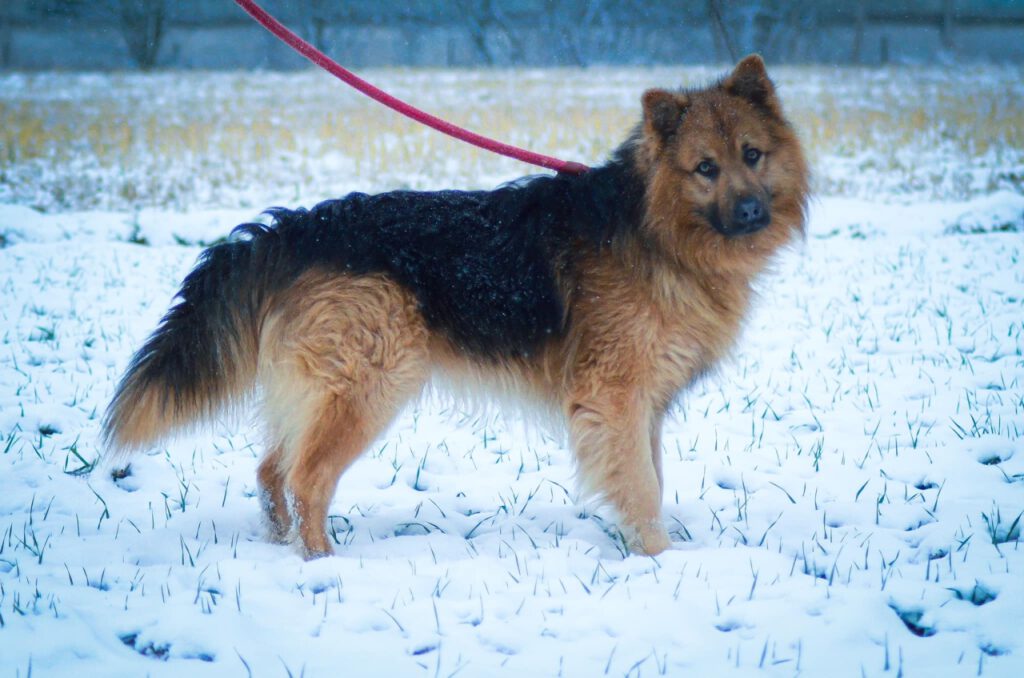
[647,280,749,400]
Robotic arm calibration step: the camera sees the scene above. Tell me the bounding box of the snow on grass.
[0,67,1022,676]
[1,65,1022,212]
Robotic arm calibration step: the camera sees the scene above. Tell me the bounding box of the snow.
[1,68,1023,676]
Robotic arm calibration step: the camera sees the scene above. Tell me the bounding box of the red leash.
[232,0,589,175]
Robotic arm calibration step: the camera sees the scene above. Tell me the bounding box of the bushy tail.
[103,223,289,456]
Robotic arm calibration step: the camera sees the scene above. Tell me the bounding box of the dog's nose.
[733,196,770,231]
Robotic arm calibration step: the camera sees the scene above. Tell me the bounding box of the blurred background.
[2,0,1023,71]
[1,2,1021,214]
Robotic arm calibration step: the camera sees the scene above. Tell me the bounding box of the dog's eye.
[696,160,718,178]
[744,147,763,165]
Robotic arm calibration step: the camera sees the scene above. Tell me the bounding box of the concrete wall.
[2,2,1023,70]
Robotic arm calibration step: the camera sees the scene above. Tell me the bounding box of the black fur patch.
[259,144,645,358]
[114,225,281,416]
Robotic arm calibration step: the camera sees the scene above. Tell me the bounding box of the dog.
[103,55,809,559]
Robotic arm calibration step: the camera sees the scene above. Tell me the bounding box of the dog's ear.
[724,54,779,113]
[642,89,689,144]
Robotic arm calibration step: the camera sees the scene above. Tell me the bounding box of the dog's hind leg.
[285,394,385,557]
[568,390,671,556]
[260,273,428,558]
[257,444,291,542]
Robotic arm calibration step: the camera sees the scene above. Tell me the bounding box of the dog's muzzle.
[727,196,771,236]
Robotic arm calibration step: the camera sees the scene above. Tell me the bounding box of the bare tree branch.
[118,0,165,71]
[453,0,496,66]
[852,0,866,63]
[707,0,737,62]
[941,0,956,50]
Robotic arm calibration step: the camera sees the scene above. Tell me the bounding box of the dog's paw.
[627,521,671,556]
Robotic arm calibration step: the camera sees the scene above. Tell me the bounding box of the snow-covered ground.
[1,67,1022,676]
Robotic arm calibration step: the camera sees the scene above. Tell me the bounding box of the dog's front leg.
[649,408,666,496]
[568,392,671,556]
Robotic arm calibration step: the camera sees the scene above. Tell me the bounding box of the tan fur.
[109,56,808,559]
[256,272,429,557]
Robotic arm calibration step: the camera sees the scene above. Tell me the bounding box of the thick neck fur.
[568,133,762,323]
[550,132,769,408]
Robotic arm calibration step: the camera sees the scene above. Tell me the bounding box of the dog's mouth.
[717,220,770,238]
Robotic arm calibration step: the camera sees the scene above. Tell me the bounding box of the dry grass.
[0,64,1021,211]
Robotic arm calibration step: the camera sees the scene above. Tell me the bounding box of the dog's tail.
[102,222,292,457]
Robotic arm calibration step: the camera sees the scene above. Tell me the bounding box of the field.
[1,65,1022,676]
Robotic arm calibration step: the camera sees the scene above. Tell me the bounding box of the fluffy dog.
[104,55,809,558]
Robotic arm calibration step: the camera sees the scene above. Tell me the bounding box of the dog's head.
[637,55,809,273]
